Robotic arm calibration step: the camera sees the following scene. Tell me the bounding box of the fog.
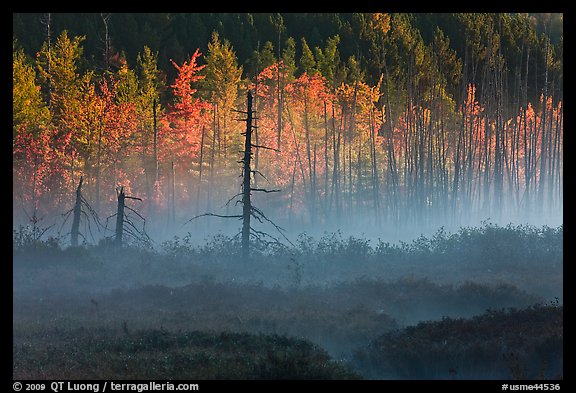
[13,11,564,379]
[12,113,563,378]
[13,192,563,379]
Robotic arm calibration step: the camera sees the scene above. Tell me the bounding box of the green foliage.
[201,31,243,107]
[36,30,85,121]
[14,13,562,106]
[259,41,276,69]
[314,35,341,86]
[282,37,297,80]
[13,45,50,135]
[136,45,162,97]
[114,63,139,104]
[299,37,316,76]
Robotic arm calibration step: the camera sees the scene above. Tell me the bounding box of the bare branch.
[251,206,294,247]
[251,170,269,182]
[251,144,278,152]
[125,205,146,221]
[58,209,74,233]
[251,188,281,193]
[232,109,249,114]
[250,211,263,224]
[250,226,282,246]
[182,213,243,227]
[224,192,243,207]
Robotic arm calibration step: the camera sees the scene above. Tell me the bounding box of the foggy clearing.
[13,12,562,381]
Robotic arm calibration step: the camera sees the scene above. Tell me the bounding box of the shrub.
[353,305,563,380]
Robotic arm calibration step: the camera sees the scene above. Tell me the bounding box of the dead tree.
[115,187,126,246]
[241,92,254,260]
[70,176,83,246]
[106,186,148,248]
[185,91,291,262]
[60,176,102,246]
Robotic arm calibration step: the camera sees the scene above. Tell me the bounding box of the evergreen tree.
[299,37,316,75]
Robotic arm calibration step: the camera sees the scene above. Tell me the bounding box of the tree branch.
[224,192,243,207]
[251,188,281,193]
[251,169,269,182]
[251,143,278,152]
[182,213,243,226]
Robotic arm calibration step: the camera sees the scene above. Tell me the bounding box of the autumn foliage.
[13,18,562,241]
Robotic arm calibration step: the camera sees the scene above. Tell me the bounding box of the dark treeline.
[13,13,563,244]
[13,13,562,107]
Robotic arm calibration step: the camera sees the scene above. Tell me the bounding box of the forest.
[13,13,562,381]
[13,12,563,241]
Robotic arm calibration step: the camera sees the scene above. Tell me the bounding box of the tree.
[164,48,209,219]
[299,37,316,76]
[259,41,277,69]
[13,42,51,223]
[35,30,86,213]
[185,92,288,262]
[282,37,297,80]
[111,186,146,248]
[36,30,85,124]
[201,31,243,188]
[315,35,341,87]
[135,46,163,208]
[13,44,49,137]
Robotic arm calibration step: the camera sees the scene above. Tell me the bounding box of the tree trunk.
[323,101,329,218]
[196,126,205,215]
[71,176,83,247]
[153,98,158,184]
[538,24,550,212]
[115,187,125,247]
[242,92,253,262]
[171,161,176,227]
[42,13,52,109]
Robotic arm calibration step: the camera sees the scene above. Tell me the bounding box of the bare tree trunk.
[303,90,313,222]
[288,157,297,228]
[538,22,551,212]
[549,103,561,210]
[277,66,282,154]
[115,187,125,247]
[370,108,380,226]
[208,105,217,213]
[522,46,531,215]
[323,101,329,218]
[41,13,52,109]
[277,27,283,154]
[101,13,112,72]
[312,143,317,224]
[153,98,158,184]
[330,104,341,224]
[196,126,205,215]
[95,121,103,214]
[71,176,83,247]
[171,161,176,228]
[241,92,254,262]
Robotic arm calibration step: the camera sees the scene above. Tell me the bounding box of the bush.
[13,328,361,379]
[353,304,563,380]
